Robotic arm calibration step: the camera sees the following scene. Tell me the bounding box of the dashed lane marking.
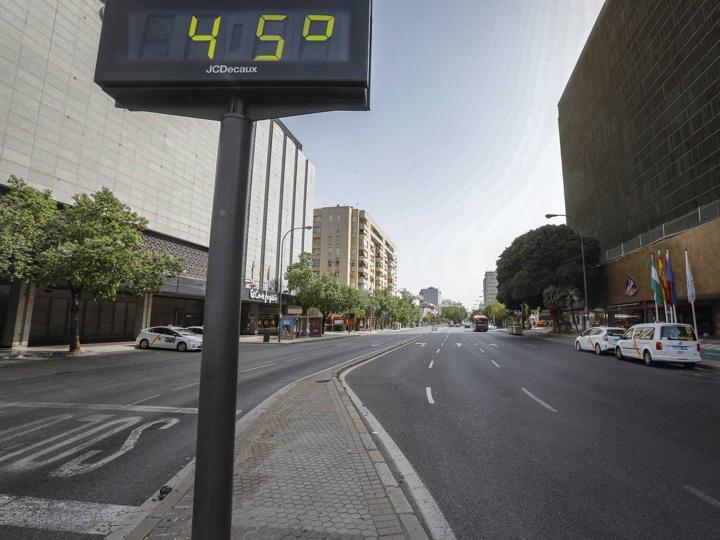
[683,485,720,509]
[429,361,434,369]
[479,348,486,353]
[238,362,277,373]
[128,394,161,406]
[173,381,200,391]
[426,387,435,405]
[0,400,198,415]
[491,360,500,368]
[490,343,499,348]
[521,388,557,413]
[436,348,440,354]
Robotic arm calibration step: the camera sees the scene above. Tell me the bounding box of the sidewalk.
[121,360,428,540]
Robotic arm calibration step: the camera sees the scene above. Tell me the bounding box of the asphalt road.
[0,329,425,539]
[347,327,720,540]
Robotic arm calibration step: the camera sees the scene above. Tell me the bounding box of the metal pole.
[277,230,290,343]
[192,101,254,540]
[580,233,589,331]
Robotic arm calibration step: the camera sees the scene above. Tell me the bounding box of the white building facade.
[0,0,315,346]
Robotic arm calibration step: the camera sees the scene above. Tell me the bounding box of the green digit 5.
[188,16,222,60]
[303,15,335,41]
[255,15,288,61]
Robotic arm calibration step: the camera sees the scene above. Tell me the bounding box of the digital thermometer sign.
[95,0,371,120]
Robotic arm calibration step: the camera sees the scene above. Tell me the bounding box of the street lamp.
[277,225,313,342]
[546,213,589,331]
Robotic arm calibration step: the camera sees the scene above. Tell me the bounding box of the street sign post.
[94,2,371,538]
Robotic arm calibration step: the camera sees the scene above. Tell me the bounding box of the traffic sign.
[95,0,371,120]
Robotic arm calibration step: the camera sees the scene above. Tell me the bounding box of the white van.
[615,323,700,367]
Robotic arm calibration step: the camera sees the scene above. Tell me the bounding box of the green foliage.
[36,188,182,301]
[482,301,510,322]
[286,252,316,313]
[0,177,57,282]
[496,224,599,309]
[441,305,467,323]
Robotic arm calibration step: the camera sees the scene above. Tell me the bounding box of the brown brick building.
[558,0,720,335]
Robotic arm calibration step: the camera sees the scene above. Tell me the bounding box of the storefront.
[240,288,302,335]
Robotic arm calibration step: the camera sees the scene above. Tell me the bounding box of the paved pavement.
[0,328,425,539]
[128,361,428,539]
[347,328,720,540]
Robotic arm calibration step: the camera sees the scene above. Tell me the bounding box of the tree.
[313,272,341,334]
[0,177,57,282]
[496,224,599,310]
[36,189,183,351]
[286,252,316,315]
[441,305,467,324]
[483,301,510,326]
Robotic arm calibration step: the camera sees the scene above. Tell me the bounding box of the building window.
[313,260,320,268]
[335,247,340,256]
[313,226,321,235]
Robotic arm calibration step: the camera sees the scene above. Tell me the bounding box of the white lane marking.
[426,387,435,405]
[491,360,500,368]
[683,485,720,509]
[173,381,200,391]
[521,388,558,413]
[371,344,381,347]
[490,343,499,348]
[6,416,144,472]
[285,356,307,362]
[51,418,179,478]
[479,348,486,353]
[0,400,198,415]
[456,343,462,348]
[442,333,450,345]
[0,414,74,443]
[128,394,161,406]
[416,343,427,348]
[429,361,434,369]
[238,362,277,373]
[524,344,538,349]
[436,348,440,354]
[0,493,139,536]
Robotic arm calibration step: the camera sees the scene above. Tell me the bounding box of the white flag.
[685,250,696,304]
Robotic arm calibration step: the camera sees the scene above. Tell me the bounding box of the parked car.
[136,326,203,352]
[185,326,204,335]
[464,323,471,329]
[574,326,625,355]
[615,323,700,367]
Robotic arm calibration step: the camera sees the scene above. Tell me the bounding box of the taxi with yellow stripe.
[615,323,700,367]
[136,326,203,352]
[574,326,625,355]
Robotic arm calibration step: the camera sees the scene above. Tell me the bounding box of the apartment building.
[312,206,397,292]
[483,272,498,306]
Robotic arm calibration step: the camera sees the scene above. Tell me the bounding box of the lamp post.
[277,225,313,342]
[546,213,589,331]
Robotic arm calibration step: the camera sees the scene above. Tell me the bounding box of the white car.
[615,323,700,367]
[185,326,204,335]
[136,326,203,352]
[574,326,626,355]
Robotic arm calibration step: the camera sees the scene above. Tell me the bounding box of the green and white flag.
[651,254,664,306]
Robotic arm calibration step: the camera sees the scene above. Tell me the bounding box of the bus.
[473,315,489,332]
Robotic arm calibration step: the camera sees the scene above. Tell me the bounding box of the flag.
[685,250,696,304]
[651,254,664,306]
[657,251,672,305]
[666,250,677,306]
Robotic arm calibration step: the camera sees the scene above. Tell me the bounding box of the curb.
[112,332,429,539]
[339,347,457,540]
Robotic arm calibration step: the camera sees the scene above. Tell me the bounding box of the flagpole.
[660,250,669,323]
[651,254,659,322]
[685,249,699,339]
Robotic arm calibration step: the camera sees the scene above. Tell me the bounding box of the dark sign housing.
[95,0,371,120]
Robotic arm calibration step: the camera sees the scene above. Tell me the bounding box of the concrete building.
[312,206,397,292]
[483,272,498,306]
[419,287,441,310]
[558,0,720,335]
[0,0,315,347]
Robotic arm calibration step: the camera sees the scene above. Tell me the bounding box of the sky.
[284,0,606,309]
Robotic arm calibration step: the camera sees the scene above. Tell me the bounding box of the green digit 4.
[188,16,222,60]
